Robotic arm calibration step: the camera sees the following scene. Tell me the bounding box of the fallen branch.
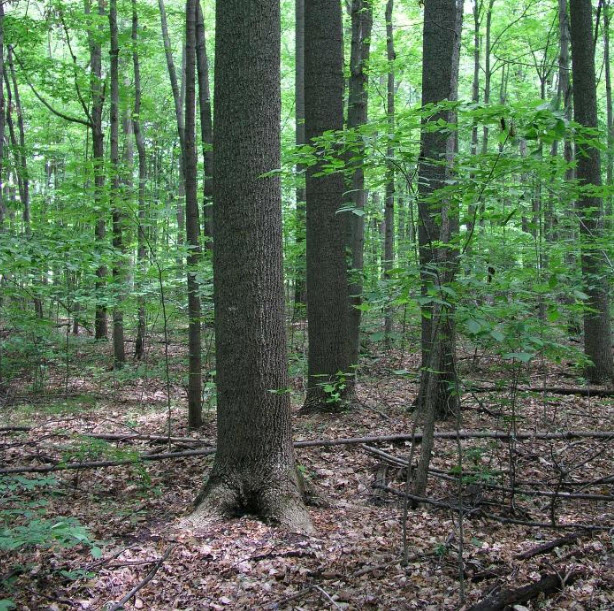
[468,570,581,611]
[373,485,611,531]
[106,545,175,611]
[0,448,216,475]
[363,445,614,502]
[515,533,587,560]
[467,385,614,397]
[2,430,612,475]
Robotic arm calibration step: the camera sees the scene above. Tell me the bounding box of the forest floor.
[1,335,613,610]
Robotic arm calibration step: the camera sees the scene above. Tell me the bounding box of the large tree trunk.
[186,0,312,534]
[569,0,614,383]
[109,0,125,367]
[293,0,307,317]
[301,0,351,412]
[195,0,213,247]
[132,0,148,361]
[345,0,373,373]
[184,0,203,429]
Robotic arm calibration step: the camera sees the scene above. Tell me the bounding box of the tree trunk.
[0,4,4,229]
[569,0,614,383]
[195,0,214,247]
[109,0,125,367]
[87,0,108,341]
[132,0,148,360]
[384,0,396,344]
[158,0,187,256]
[416,0,463,421]
[184,0,203,429]
[605,0,613,229]
[186,0,313,535]
[6,47,29,236]
[302,0,351,412]
[293,0,307,317]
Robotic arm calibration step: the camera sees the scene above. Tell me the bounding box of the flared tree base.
[182,473,314,535]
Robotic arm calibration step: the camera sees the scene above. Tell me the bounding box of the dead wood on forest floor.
[468,570,582,610]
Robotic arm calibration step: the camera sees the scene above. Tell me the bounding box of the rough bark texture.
[132,0,148,360]
[415,0,463,422]
[605,0,613,229]
[569,0,614,383]
[293,0,307,317]
[184,0,203,428]
[302,0,351,412]
[195,0,214,247]
[109,0,125,367]
[346,0,373,372]
[186,0,312,534]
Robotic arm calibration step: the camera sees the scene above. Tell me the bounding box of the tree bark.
[604,0,613,229]
[109,0,125,367]
[415,0,463,422]
[87,0,108,341]
[195,0,214,247]
[569,0,614,383]
[184,0,203,429]
[302,0,351,412]
[158,0,186,255]
[384,0,396,343]
[0,4,4,228]
[293,0,307,317]
[345,0,373,373]
[132,0,148,361]
[186,0,312,534]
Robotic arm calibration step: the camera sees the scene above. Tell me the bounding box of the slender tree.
[346,0,373,371]
[569,0,614,383]
[109,0,125,367]
[383,0,396,343]
[184,0,203,428]
[302,0,351,412]
[132,0,148,360]
[195,0,214,246]
[0,3,4,228]
[293,0,307,316]
[415,0,463,421]
[186,0,313,533]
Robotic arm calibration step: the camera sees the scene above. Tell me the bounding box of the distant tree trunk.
[195,0,213,246]
[87,0,108,340]
[109,0,125,367]
[467,0,481,236]
[293,0,307,317]
[414,0,464,499]
[346,0,372,372]
[383,0,396,344]
[569,0,614,383]
[481,0,494,156]
[302,0,351,412]
[184,0,203,428]
[159,0,186,255]
[416,0,463,422]
[0,4,4,229]
[6,48,29,236]
[186,0,313,535]
[604,0,613,229]
[132,0,148,360]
